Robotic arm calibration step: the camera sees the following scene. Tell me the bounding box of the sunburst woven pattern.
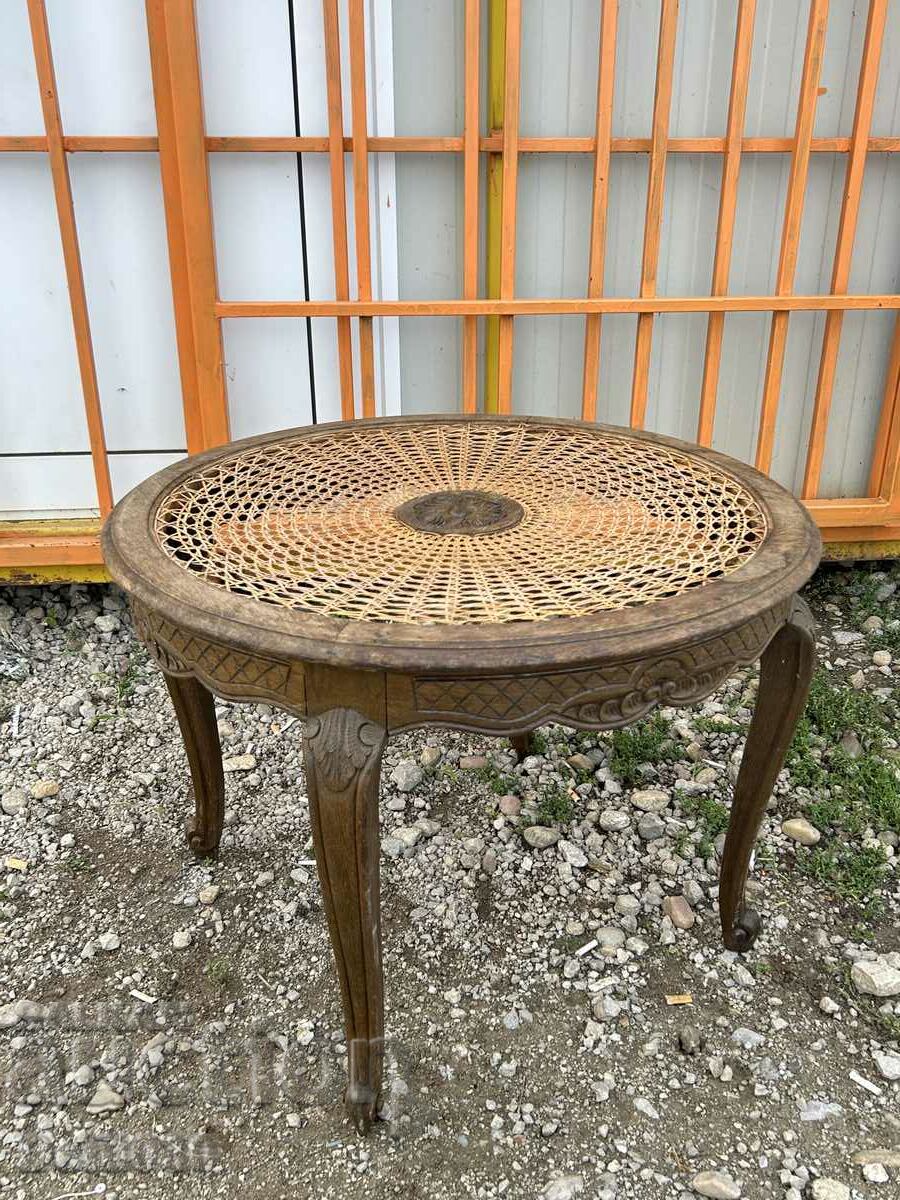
[153,422,768,626]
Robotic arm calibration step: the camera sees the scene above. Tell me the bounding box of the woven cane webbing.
[153,422,767,626]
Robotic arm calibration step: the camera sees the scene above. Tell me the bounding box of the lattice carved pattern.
[130,599,305,714]
[412,602,789,731]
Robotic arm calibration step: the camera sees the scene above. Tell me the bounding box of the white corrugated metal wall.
[2,1,900,519]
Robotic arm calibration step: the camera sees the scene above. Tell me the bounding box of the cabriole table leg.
[163,672,225,856]
[303,707,387,1132]
[719,596,816,951]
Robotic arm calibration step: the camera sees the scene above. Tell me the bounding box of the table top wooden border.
[101,414,821,675]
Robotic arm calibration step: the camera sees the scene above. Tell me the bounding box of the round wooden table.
[102,414,821,1130]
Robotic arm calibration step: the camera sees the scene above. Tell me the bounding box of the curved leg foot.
[509,731,535,759]
[163,673,224,857]
[304,708,386,1133]
[719,596,815,952]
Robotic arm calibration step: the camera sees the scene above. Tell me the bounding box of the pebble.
[631,788,670,813]
[731,1027,764,1051]
[598,808,630,832]
[223,753,256,773]
[30,778,59,799]
[558,839,588,868]
[781,817,821,846]
[678,1024,703,1054]
[873,1051,900,1081]
[862,1163,890,1183]
[393,825,424,849]
[97,931,120,952]
[198,884,220,905]
[86,1080,125,1114]
[73,1064,94,1087]
[172,930,192,949]
[591,994,622,1022]
[420,746,442,769]
[637,812,666,841]
[1,789,26,816]
[391,761,423,793]
[838,730,862,758]
[566,754,594,773]
[498,794,521,816]
[800,1100,843,1122]
[691,1170,741,1198]
[809,1183,850,1200]
[819,996,840,1015]
[872,649,892,666]
[851,958,900,997]
[523,826,560,850]
[542,1177,583,1200]
[633,1096,659,1119]
[662,894,695,930]
[459,755,489,769]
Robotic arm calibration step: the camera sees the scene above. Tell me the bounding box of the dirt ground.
[0,566,898,1199]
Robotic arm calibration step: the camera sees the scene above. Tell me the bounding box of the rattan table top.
[151,420,767,627]
[103,415,820,673]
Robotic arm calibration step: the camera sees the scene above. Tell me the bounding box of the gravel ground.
[0,567,899,1200]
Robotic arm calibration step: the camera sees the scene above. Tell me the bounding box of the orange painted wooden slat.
[697,0,756,446]
[802,0,887,499]
[145,0,229,453]
[496,0,522,415]
[581,0,618,422]
[348,0,376,418]
[630,0,679,429]
[322,0,355,420]
[6,133,900,156]
[755,0,829,474]
[26,0,114,517]
[215,293,900,319]
[462,0,481,414]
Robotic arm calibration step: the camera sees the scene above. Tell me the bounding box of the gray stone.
[382,836,405,858]
[391,760,423,793]
[30,779,59,800]
[0,1005,20,1030]
[873,1051,900,1082]
[542,1176,583,1200]
[223,753,256,773]
[662,895,695,930]
[86,1080,125,1115]
[598,808,630,833]
[800,1100,844,1122]
[558,839,588,868]
[172,930,192,949]
[691,1170,741,1199]
[591,994,622,1022]
[597,926,626,951]
[851,958,900,997]
[838,730,862,758]
[862,1163,890,1184]
[731,1027,764,1051]
[413,817,441,838]
[809,1181,850,1200]
[631,788,670,813]
[420,746,442,769]
[198,884,220,905]
[523,826,560,850]
[781,817,821,846]
[567,754,594,774]
[498,794,521,816]
[1,789,26,817]
[678,1024,704,1055]
[393,825,424,849]
[459,755,489,770]
[873,649,892,667]
[637,812,666,841]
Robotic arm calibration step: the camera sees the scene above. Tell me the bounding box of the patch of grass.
[529,731,550,756]
[693,715,746,736]
[204,956,234,991]
[680,792,729,859]
[475,764,518,796]
[65,854,93,874]
[798,843,887,920]
[608,715,684,788]
[536,783,575,826]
